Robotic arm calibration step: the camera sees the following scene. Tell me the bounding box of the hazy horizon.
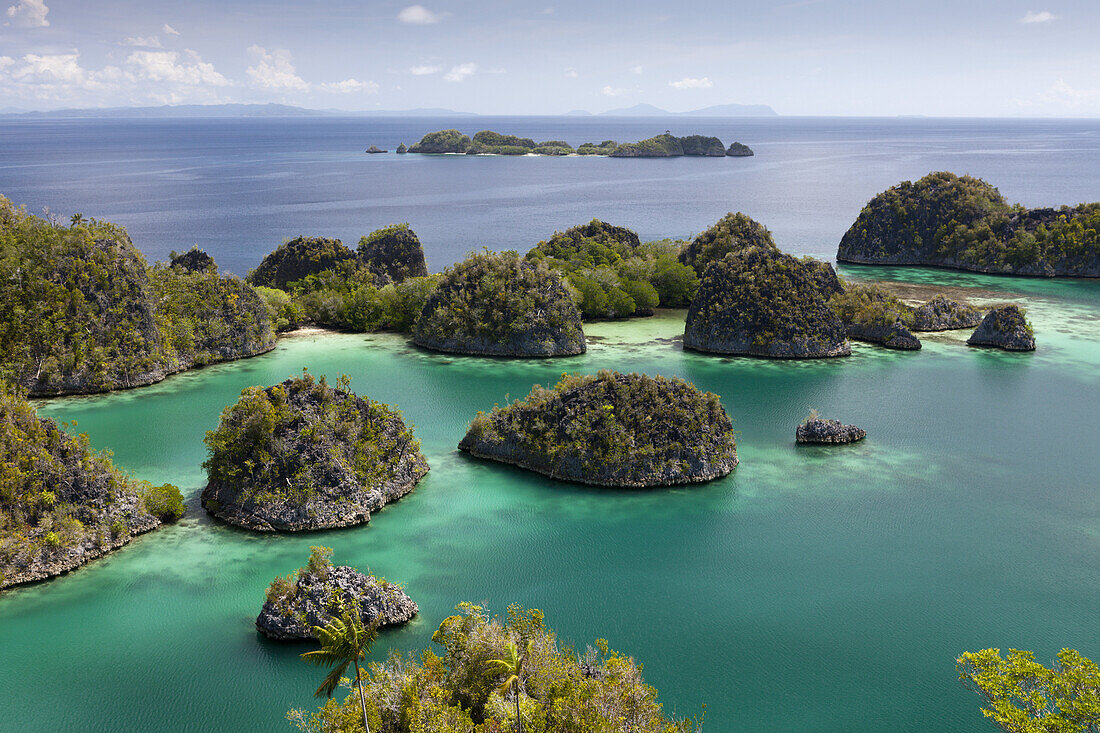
[1,1,1099,117]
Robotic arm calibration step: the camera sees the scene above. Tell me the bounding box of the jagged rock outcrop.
[201,373,429,532]
[796,417,866,444]
[684,247,851,358]
[365,145,387,154]
[0,384,183,590]
[845,321,922,350]
[679,212,777,275]
[726,142,754,157]
[356,224,429,283]
[170,247,217,273]
[967,305,1036,351]
[911,295,984,331]
[837,171,1100,277]
[256,549,417,640]
[247,235,355,290]
[679,135,726,156]
[396,143,408,154]
[413,250,586,356]
[459,371,737,487]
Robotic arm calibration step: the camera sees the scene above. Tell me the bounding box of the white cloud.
[443,62,476,82]
[410,64,442,75]
[670,76,712,89]
[601,85,626,96]
[320,78,378,93]
[630,65,643,74]
[128,50,229,86]
[162,23,180,35]
[1020,10,1057,23]
[0,56,14,71]
[564,67,578,78]
[397,5,442,24]
[6,0,49,27]
[246,45,309,91]
[123,36,162,48]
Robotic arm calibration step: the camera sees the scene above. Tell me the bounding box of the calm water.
[0,118,1098,732]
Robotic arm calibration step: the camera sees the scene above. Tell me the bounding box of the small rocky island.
[413,250,586,356]
[679,211,777,275]
[910,295,984,331]
[0,384,184,590]
[201,373,429,532]
[256,546,417,641]
[796,413,867,444]
[827,281,922,350]
[684,246,851,358]
[459,370,737,487]
[837,171,1100,277]
[967,305,1036,351]
[0,196,275,396]
[406,129,755,158]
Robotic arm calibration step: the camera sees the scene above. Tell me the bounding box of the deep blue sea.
[1,116,1097,274]
[0,116,1098,733]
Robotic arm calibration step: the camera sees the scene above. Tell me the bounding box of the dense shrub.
[356,224,429,283]
[611,132,684,157]
[679,212,777,275]
[247,236,354,290]
[408,130,472,153]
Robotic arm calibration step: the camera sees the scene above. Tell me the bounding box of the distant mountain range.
[0,102,777,119]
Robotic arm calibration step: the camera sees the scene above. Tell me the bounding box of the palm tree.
[300,605,379,733]
[486,641,530,733]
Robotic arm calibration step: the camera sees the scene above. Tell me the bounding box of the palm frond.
[313,662,351,699]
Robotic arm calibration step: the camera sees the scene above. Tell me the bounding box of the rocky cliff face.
[967,305,1036,351]
[356,224,429,283]
[796,417,866,444]
[257,563,417,640]
[837,172,1100,277]
[911,295,983,331]
[845,321,922,350]
[201,374,429,532]
[679,135,727,156]
[247,236,355,290]
[684,247,851,358]
[459,371,737,487]
[413,251,586,357]
[1,385,181,590]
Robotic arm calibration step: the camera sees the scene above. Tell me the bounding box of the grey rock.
[911,295,983,331]
[967,305,1036,351]
[796,418,866,444]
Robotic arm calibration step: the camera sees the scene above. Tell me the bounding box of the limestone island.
[200,373,428,532]
[407,129,754,158]
[684,246,851,358]
[837,171,1100,277]
[459,370,737,487]
[796,413,867,444]
[910,295,984,331]
[0,384,184,590]
[827,281,922,350]
[365,146,387,154]
[525,219,699,319]
[413,250,586,356]
[967,305,1036,351]
[679,211,777,275]
[256,546,417,641]
[0,196,275,396]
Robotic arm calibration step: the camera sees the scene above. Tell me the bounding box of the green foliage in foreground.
[0,383,182,588]
[957,647,1100,732]
[526,220,699,318]
[288,603,703,733]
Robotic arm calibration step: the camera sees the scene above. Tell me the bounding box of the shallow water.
[2,269,1097,732]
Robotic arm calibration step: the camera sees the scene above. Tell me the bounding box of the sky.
[1,0,1099,116]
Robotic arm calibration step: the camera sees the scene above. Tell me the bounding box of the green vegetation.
[356,223,429,283]
[406,130,755,159]
[526,220,699,319]
[0,382,182,589]
[301,603,381,733]
[461,370,736,486]
[288,602,704,733]
[957,647,1100,732]
[408,129,473,154]
[169,246,216,273]
[726,142,754,157]
[827,280,914,329]
[838,171,1100,276]
[611,132,684,157]
[0,196,274,395]
[247,236,355,290]
[576,140,618,155]
[679,211,777,275]
[202,372,423,512]
[413,250,586,356]
[678,135,726,156]
[684,247,850,358]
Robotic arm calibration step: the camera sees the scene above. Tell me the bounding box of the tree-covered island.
[407,129,754,157]
[460,370,737,486]
[201,373,428,532]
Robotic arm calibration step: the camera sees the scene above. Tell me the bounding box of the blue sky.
[1,0,1098,115]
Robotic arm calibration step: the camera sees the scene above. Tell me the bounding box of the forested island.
[404,129,754,157]
[838,171,1100,277]
[0,196,275,396]
[460,370,737,486]
[0,384,184,589]
[201,373,428,531]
